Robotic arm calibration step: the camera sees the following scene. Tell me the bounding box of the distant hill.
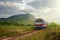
[0,13,35,26]
[0,18,6,21]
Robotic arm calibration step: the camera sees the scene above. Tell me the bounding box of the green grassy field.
[0,25,34,37]
[0,22,60,40]
[19,26,60,40]
[19,29,47,40]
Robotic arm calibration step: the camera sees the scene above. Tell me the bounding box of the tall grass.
[0,22,60,40]
[0,25,34,37]
[18,22,60,40]
[19,29,47,40]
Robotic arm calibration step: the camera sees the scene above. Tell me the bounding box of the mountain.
[0,18,6,21]
[0,13,35,26]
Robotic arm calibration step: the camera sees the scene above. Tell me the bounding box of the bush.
[48,22,58,27]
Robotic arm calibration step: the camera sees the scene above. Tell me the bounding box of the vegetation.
[19,29,47,40]
[0,13,35,37]
[18,22,60,40]
[48,22,58,27]
[0,13,35,26]
[0,25,34,37]
[0,13,60,40]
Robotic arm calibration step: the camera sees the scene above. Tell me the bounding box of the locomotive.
[34,18,48,30]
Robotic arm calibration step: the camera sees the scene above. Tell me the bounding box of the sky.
[0,0,60,23]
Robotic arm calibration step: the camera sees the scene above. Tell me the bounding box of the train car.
[34,18,48,30]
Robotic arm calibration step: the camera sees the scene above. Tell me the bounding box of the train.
[34,18,48,30]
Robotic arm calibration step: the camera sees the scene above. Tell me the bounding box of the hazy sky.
[0,0,60,23]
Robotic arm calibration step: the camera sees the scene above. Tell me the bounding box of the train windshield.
[35,19,47,24]
[35,19,43,22]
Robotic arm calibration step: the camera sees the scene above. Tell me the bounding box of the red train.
[34,18,48,30]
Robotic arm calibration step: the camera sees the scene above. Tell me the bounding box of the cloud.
[22,0,34,3]
[0,0,34,3]
[0,0,22,3]
[0,0,60,23]
[28,0,60,8]
[29,0,60,23]
[0,1,36,18]
[28,0,48,9]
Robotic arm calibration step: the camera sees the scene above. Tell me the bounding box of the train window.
[35,19,43,22]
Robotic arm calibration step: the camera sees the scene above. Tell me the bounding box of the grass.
[19,29,47,40]
[45,26,60,40]
[0,25,33,37]
[0,23,60,40]
[19,26,60,40]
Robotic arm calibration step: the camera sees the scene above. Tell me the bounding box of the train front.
[34,18,48,30]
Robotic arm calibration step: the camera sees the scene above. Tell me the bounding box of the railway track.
[0,29,47,40]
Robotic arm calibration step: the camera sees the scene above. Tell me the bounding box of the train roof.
[35,18,47,23]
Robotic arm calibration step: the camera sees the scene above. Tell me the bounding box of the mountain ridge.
[0,13,35,25]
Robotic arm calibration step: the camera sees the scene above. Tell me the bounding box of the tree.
[49,22,58,27]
